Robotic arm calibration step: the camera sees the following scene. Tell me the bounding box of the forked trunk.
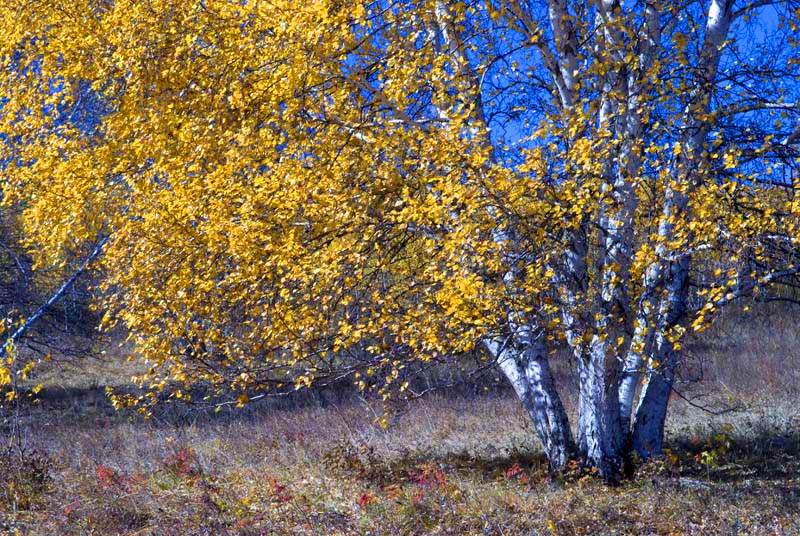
[576,340,625,483]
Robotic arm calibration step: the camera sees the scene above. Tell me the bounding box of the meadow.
[1,309,800,535]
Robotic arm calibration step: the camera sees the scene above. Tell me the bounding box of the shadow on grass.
[670,427,800,482]
[322,416,800,490]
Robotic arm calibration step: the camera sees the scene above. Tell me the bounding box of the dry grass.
[2,391,799,535]
[2,308,800,535]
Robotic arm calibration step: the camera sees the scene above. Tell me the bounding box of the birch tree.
[1,0,798,482]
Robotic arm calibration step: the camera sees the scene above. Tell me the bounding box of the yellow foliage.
[0,0,796,408]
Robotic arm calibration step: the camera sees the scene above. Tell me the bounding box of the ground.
[1,310,800,535]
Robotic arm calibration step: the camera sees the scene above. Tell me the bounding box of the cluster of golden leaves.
[0,0,517,407]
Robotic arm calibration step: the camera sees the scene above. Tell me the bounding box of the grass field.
[1,309,800,535]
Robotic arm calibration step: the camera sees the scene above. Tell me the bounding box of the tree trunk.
[576,338,625,483]
[618,284,658,435]
[631,338,677,458]
[617,349,643,435]
[627,0,734,460]
[0,235,109,360]
[490,337,575,470]
[632,256,689,458]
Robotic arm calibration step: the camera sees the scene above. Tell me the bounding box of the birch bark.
[631,0,736,457]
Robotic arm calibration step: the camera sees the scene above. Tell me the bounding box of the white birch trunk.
[430,4,576,468]
[627,0,735,456]
[0,235,109,359]
[575,336,625,481]
[613,2,661,434]
[632,257,690,456]
[489,336,575,469]
[619,271,659,433]
[429,2,577,469]
[630,341,676,457]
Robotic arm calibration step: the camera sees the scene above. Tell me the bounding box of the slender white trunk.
[632,257,690,457]
[631,339,676,457]
[430,1,576,469]
[603,0,663,438]
[618,276,659,433]
[0,235,109,359]
[625,0,735,455]
[618,347,644,434]
[488,335,575,470]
